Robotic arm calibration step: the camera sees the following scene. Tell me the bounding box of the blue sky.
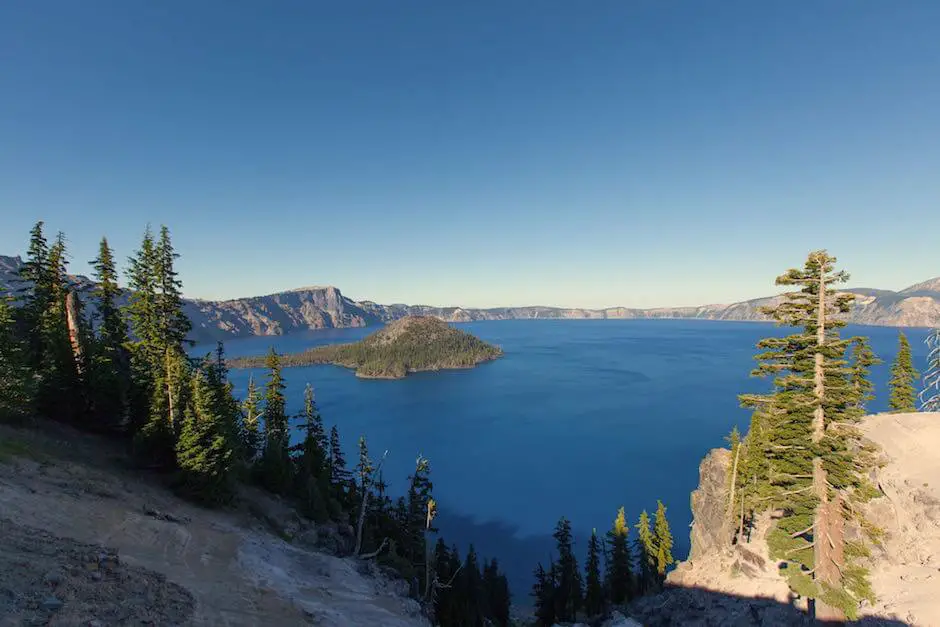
[1,1,938,308]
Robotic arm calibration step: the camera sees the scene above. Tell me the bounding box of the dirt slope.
[0,421,430,627]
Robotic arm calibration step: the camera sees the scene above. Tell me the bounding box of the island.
[227,316,504,379]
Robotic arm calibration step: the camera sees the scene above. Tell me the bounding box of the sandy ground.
[861,412,940,627]
[0,421,430,627]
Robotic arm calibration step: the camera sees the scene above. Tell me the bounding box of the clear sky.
[1,1,938,308]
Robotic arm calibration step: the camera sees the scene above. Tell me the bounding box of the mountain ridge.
[2,254,938,342]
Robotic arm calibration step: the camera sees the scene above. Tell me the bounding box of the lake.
[193,319,931,601]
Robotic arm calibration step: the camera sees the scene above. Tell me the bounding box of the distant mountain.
[1,254,938,341]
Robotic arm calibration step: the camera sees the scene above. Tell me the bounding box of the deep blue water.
[192,319,931,601]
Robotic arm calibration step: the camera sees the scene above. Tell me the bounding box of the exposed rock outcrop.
[667,412,940,626]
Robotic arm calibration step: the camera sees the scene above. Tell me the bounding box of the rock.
[41,595,64,611]
[42,569,65,586]
[686,448,732,564]
[295,528,319,549]
[601,611,644,627]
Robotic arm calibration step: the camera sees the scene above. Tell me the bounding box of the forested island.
[228,316,504,378]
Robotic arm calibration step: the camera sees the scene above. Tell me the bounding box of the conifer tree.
[653,500,674,579]
[293,383,331,521]
[920,328,940,411]
[15,221,52,367]
[584,528,604,617]
[532,562,557,626]
[551,516,582,622]
[482,558,511,627]
[328,424,352,505]
[847,336,880,417]
[738,251,877,619]
[154,225,192,349]
[432,540,456,625]
[174,367,236,504]
[125,226,161,433]
[89,236,131,430]
[462,545,484,626]
[605,506,633,605]
[240,376,262,463]
[352,436,375,551]
[405,455,434,581]
[0,292,34,420]
[634,510,656,595]
[889,331,918,413]
[36,232,84,421]
[259,348,292,493]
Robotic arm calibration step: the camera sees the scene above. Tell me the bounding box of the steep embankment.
[666,412,940,626]
[0,421,430,627]
[3,254,940,342]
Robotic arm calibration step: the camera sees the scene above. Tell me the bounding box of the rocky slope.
[2,254,939,342]
[666,412,940,626]
[0,420,430,627]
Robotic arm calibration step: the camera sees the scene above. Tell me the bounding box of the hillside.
[228,316,504,378]
[0,420,430,627]
[2,254,939,342]
[664,412,940,626]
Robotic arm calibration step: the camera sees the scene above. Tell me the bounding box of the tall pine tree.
[551,517,582,622]
[888,331,918,413]
[605,506,633,605]
[583,528,604,617]
[652,500,674,580]
[240,375,262,463]
[259,348,292,494]
[738,251,877,619]
[634,510,656,595]
[847,336,880,418]
[0,291,33,420]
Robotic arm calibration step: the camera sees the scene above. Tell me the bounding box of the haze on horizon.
[1,1,938,310]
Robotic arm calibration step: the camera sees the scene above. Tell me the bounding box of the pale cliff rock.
[665,412,940,626]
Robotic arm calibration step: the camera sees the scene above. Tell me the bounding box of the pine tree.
[293,383,330,521]
[405,455,434,585]
[0,292,34,420]
[125,226,161,434]
[921,328,940,411]
[462,545,484,627]
[432,540,456,625]
[154,225,192,348]
[605,506,633,605]
[532,562,556,626]
[634,510,655,595]
[482,558,511,627]
[652,500,674,579]
[36,232,84,421]
[328,424,352,504]
[738,251,877,619]
[847,336,880,418]
[889,331,918,413]
[259,348,292,493]
[552,517,582,622]
[725,426,742,542]
[352,435,375,550]
[15,221,52,367]
[240,375,262,463]
[584,528,604,617]
[174,367,236,504]
[89,236,131,430]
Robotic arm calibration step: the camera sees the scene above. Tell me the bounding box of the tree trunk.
[65,291,84,376]
[727,441,741,544]
[812,263,845,621]
[165,348,175,430]
[354,489,370,556]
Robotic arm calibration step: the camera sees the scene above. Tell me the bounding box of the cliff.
[0,419,430,626]
[663,412,940,626]
[2,254,939,343]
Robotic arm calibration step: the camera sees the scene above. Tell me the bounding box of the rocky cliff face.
[664,412,940,626]
[3,254,939,342]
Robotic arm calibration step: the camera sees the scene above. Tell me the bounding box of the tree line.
[0,221,509,627]
[530,504,674,625]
